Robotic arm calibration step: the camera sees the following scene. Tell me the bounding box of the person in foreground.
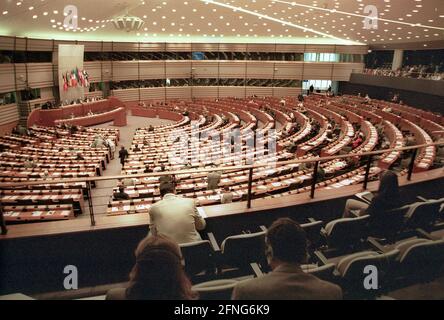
[149,182,206,244]
[343,170,402,218]
[106,235,197,300]
[232,218,342,300]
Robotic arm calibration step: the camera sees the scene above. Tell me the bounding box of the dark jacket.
[119,149,129,161]
[114,191,130,201]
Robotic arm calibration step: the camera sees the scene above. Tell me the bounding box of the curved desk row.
[27,97,126,127]
[54,107,127,127]
[131,107,185,122]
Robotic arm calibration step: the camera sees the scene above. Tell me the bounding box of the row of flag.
[62,68,90,91]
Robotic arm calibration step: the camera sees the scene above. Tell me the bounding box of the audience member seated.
[148,182,206,244]
[106,235,197,300]
[231,218,342,300]
[121,177,136,187]
[158,166,176,185]
[114,186,130,201]
[352,133,364,149]
[75,153,85,161]
[343,170,402,218]
[23,157,36,169]
[207,167,222,193]
[221,186,234,204]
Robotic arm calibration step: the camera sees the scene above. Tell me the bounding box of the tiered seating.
[0,127,119,223]
[107,95,441,215]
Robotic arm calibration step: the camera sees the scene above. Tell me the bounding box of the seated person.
[364,94,371,103]
[23,157,36,169]
[221,186,234,204]
[158,166,175,185]
[352,133,364,149]
[120,177,136,187]
[149,182,206,244]
[133,144,141,152]
[114,186,130,201]
[299,161,312,172]
[148,125,155,132]
[144,165,153,173]
[75,153,85,161]
[106,235,196,300]
[232,218,342,300]
[343,170,402,218]
[286,141,297,153]
[207,168,222,193]
[317,165,326,181]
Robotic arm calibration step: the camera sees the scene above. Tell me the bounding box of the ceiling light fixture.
[112,11,144,32]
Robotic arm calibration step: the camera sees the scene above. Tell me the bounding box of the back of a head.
[378,170,400,199]
[127,235,195,300]
[159,181,175,197]
[266,218,307,265]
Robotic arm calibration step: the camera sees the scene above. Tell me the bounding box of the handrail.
[0,141,442,188]
[0,141,442,229]
[362,68,444,80]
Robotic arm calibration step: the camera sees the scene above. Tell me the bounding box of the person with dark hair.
[133,144,141,152]
[119,146,129,168]
[23,157,36,169]
[106,235,197,300]
[75,153,84,161]
[149,182,206,244]
[0,205,7,235]
[343,170,402,218]
[232,218,342,300]
[113,186,130,201]
[159,166,175,185]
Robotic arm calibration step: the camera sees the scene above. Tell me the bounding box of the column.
[392,49,404,71]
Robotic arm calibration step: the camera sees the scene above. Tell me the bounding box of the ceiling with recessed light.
[0,0,443,46]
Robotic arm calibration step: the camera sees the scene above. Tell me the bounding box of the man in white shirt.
[149,182,206,244]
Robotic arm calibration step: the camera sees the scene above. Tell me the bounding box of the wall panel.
[193,61,219,78]
[0,103,19,126]
[0,64,15,93]
[192,86,219,99]
[139,61,165,79]
[112,61,139,81]
[246,61,274,79]
[166,87,192,100]
[165,61,191,78]
[219,61,246,78]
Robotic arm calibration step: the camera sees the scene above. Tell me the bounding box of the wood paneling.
[0,103,19,126]
[0,64,15,93]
